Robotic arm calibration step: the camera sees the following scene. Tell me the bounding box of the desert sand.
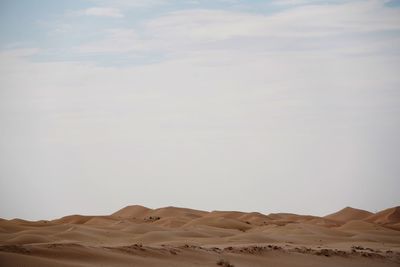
[1,205,400,267]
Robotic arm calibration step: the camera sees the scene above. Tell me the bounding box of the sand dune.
[324,207,373,222]
[1,205,400,266]
[183,216,253,232]
[365,206,400,224]
[53,215,95,225]
[112,205,152,219]
[152,216,192,228]
[147,206,208,219]
[338,220,389,231]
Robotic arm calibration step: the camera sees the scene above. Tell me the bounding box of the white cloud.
[88,0,170,8]
[0,48,40,58]
[75,1,400,55]
[77,29,144,53]
[270,0,337,6]
[80,7,124,18]
[54,23,73,33]
[1,40,399,218]
[1,0,400,218]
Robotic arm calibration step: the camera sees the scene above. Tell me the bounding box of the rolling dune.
[325,207,374,222]
[1,205,400,266]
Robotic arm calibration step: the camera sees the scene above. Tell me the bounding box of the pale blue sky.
[1,0,400,220]
[2,0,398,65]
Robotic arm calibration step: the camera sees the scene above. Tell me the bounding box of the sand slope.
[365,206,400,224]
[1,205,400,266]
[112,205,152,219]
[324,207,373,222]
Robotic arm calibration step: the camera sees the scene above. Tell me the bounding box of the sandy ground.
[1,205,400,266]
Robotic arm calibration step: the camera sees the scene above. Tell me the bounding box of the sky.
[0,0,400,220]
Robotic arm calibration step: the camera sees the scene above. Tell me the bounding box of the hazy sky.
[1,0,400,220]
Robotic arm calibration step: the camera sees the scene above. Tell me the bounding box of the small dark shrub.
[216,259,234,267]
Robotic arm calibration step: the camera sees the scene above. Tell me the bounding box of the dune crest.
[324,207,373,222]
[365,206,400,224]
[112,205,152,219]
[1,205,400,266]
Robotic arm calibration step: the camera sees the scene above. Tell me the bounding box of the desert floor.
[1,205,400,266]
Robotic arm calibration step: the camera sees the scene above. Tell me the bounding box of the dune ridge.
[1,205,400,266]
[324,207,374,222]
[365,206,400,224]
